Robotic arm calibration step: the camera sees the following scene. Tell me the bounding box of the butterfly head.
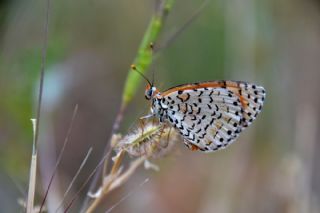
[131,64,159,100]
[144,84,158,100]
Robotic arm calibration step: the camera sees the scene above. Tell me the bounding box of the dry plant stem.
[108,157,146,191]
[85,150,125,213]
[80,104,126,211]
[26,119,37,213]
[39,105,78,212]
[55,147,93,213]
[64,153,111,213]
[102,103,126,178]
[26,145,37,213]
[105,178,149,213]
[82,104,126,211]
[110,150,126,175]
[26,0,51,212]
[86,152,145,213]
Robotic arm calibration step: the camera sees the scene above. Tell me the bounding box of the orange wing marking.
[191,144,200,151]
[162,81,228,96]
[161,80,249,109]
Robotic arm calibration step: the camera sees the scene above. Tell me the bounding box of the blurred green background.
[1,0,320,212]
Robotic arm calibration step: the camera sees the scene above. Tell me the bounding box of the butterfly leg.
[138,117,147,139]
[139,114,154,120]
[163,127,172,149]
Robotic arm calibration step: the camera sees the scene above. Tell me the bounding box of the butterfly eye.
[145,88,153,100]
[145,86,157,100]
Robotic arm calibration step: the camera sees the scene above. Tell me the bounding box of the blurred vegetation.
[0,0,320,212]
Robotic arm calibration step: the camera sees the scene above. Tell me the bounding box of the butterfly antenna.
[149,42,155,86]
[131,64,152,87]
[151,68,155,87]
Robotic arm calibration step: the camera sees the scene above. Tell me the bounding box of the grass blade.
[26,119,38,213]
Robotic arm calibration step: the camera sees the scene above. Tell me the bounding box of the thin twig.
[108,157,145,192]
[105,178,149,213]
[63,152,111,213]
[86,154,145,213]
[85,151,126,213]
[39,105,78,212]
[155,0,210,52]
[55,147,93,213]
[81,104,125,211]
[102,104,126,177]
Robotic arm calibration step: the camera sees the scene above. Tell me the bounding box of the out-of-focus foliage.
[1,0,320,212]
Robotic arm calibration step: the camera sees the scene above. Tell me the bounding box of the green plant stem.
[122,0,175,106]
[104,0,175,175]
[83,1,175,210]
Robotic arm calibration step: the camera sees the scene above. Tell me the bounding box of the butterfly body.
[145,80,266,152]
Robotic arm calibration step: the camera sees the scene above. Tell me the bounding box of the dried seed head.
[116,121,179,158]
[110,134,122,148]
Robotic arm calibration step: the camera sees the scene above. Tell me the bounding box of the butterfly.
[132,65,266,152]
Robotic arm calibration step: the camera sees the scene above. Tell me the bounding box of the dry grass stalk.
[26,119,38,213]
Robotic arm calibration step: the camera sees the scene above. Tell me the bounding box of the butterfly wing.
[160,81,266,152]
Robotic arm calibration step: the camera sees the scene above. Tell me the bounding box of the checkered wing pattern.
[159,81,265,152]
